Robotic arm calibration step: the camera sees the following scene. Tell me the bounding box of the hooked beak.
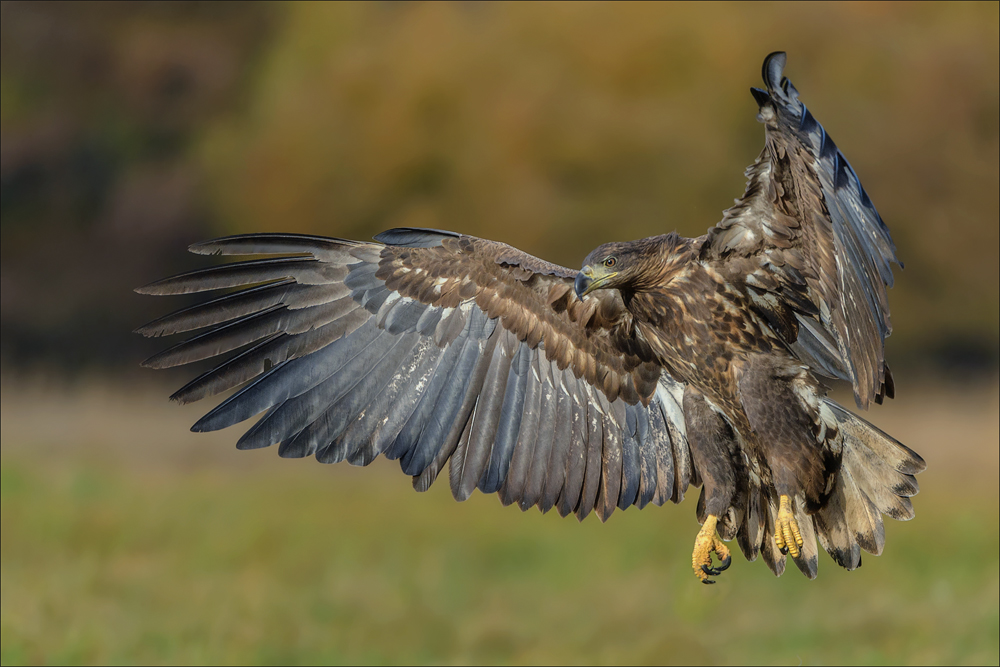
[574,268,593,300]
[574,265,617,300]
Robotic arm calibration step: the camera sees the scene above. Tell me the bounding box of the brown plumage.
[136,52,924,582]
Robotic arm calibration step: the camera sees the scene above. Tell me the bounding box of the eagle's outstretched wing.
[136,229,696,521]
[702,51,900,408]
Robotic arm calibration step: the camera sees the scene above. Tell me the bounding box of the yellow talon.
[692,514,732,584]
[774,494,804,558]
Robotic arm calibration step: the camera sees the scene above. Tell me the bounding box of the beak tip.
[574,272,591,300]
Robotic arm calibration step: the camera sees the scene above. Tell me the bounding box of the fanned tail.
[813,400,925,570]
[739,399,924,578]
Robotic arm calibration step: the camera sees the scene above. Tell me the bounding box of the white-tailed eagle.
[137,53,924,583]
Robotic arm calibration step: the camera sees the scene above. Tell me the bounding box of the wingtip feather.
[134,281,175,296]
[750,86,771,108]
[762,51,787,88]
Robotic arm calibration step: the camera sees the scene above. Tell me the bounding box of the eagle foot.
[774,494,804,558]
[692,514,731,584]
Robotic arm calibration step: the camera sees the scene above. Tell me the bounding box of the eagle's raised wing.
[136,229,696,521]
[702,52,900,408]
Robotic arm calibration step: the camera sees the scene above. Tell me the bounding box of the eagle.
[136,52,925,583]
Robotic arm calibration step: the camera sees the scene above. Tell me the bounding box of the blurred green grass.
[1,381,998,665]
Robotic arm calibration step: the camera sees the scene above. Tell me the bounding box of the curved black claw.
[716,553,732,572]
[700,553,732,581]
[779,545,789,556]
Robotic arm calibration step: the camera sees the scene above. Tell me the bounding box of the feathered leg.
[684,388,740,583]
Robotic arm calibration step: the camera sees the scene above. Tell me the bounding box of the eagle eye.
[603,257,617,268]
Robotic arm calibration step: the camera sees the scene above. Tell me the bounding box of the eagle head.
[575,234,683,300]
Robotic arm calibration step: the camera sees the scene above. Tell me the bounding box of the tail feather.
[838,463,886,556]
[760,492,787,577]
[831,401,926,475]
[736,483,765,562]
[844,446,916,521]
[791,494,819,578]
[811,399,921,568]
[813,481,863,570]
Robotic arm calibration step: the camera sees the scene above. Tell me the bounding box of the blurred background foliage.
[1,1,997,375]
[1,2,998,665]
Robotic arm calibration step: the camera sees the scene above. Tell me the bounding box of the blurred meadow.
[1,2,998,665]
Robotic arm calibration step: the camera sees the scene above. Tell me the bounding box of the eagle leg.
[692,514,732,584]
[774,494,804,557]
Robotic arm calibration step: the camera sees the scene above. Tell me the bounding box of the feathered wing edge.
[761,52,900,408]
[704,52,900,408]
[135,231,698,522]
